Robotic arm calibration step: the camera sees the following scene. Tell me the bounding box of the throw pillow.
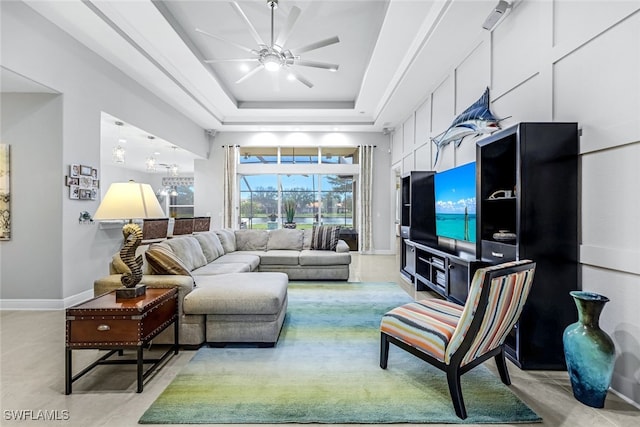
[302,228,313,250]
[194,232,225,262]
[145,243,193,277]
[215,229,236,253]
[164,236,208,271]
[267,229,303,251]
[311,225,341,251]
[235,229,269,251]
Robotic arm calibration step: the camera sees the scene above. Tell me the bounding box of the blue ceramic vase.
[563,291,615,408]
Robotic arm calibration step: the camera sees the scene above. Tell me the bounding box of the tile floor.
[1,249,638,426]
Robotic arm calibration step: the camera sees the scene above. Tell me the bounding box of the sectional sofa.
[94,227,351,346]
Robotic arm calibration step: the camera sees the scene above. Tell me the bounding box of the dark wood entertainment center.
[400,122,579,370]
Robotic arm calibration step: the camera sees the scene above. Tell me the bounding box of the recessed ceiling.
[21,0,500,132]
[158,0,387,108]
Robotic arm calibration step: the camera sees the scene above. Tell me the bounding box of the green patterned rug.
[139,282,541,424]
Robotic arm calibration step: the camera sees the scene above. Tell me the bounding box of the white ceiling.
[11,0,503,171]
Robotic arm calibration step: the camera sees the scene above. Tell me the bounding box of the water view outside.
[240,174,354,230]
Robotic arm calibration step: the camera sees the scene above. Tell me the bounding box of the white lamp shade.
[94,181,165,220]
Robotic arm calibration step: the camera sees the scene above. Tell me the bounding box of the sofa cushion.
[235,229,269,251]
[215,229,236,253]
[145,243,193,277]
[258,250,300,266]
[165,236,208,271]
[183,272,288,316]
[311,225,341,251]
[213,253,261,270]
[194,232,225,262]
[267,228,303,251]
[299,249,351,266]
[191,262,251,275]
[302,228,313,250]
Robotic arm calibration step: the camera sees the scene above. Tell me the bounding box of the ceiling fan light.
[287,73,296,81]
[263,53,281,71]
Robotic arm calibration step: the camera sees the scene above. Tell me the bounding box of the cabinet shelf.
[476,122,578,369]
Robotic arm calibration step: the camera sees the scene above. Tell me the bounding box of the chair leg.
[446,365,467,419]
[494,349,511,385]
[380,333,389,369]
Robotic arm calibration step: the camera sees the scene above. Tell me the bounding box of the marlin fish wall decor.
[431,87,504,166]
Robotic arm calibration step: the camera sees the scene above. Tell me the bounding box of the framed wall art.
[66,164,98,200]
[0,144,10,240]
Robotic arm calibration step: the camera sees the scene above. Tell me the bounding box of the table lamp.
[94,180,165,298]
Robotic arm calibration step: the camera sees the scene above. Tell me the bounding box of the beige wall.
[391,1,640,406]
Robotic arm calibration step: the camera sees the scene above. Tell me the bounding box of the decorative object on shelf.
[431,87,504,166]
[78,211,93,224]
[563,291,615,408]
[283,199,296,229]
[268,213,277,222]
[93,181,166,299]
[493,230,516,242]
[488,189,513,199]
[66,164,99,200]
[0,144,10,240]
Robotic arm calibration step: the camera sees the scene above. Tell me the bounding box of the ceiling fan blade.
[195,28,256,54]
[236,64,264,84]
[294,60,339,71]
[274,6,301,48]
[204,58,259,63]
[230,2,266,47]
[287,70,313,88]
[291,36,340,54]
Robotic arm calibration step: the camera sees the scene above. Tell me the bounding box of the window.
[239,147,278,164]
[239,173,354,230]
[321,147,356,164]
[237,146,358,230]
[240,175,278,229]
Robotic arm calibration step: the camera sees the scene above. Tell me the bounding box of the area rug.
[139,282,541,424]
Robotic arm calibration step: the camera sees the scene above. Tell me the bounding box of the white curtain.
[223,145,238,229]
[358,145,374,253]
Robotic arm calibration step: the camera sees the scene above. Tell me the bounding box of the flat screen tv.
[434,162,476,243]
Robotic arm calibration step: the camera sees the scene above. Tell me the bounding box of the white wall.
[390,0,640,406]
[196,132,394,253]
[0,1,208,306]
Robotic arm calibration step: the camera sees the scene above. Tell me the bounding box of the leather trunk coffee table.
[65,287,178,394]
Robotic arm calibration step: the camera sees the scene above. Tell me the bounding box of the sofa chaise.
[94,227,351,347]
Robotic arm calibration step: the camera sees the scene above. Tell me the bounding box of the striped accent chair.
[380,260,536,419]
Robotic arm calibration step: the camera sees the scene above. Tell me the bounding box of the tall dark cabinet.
[476,122,579,369]
[400,171,435,282]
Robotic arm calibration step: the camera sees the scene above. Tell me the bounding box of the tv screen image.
[434,162,476,243]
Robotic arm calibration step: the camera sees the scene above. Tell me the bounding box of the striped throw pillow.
[311,225,341,251]
[145,243,192,277]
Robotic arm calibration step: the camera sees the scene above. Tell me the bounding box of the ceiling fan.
[196,0,340,88]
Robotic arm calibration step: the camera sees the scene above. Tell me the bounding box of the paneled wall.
[391,1,640,405]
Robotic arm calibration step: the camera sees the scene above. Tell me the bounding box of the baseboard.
[0,289,93,310]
